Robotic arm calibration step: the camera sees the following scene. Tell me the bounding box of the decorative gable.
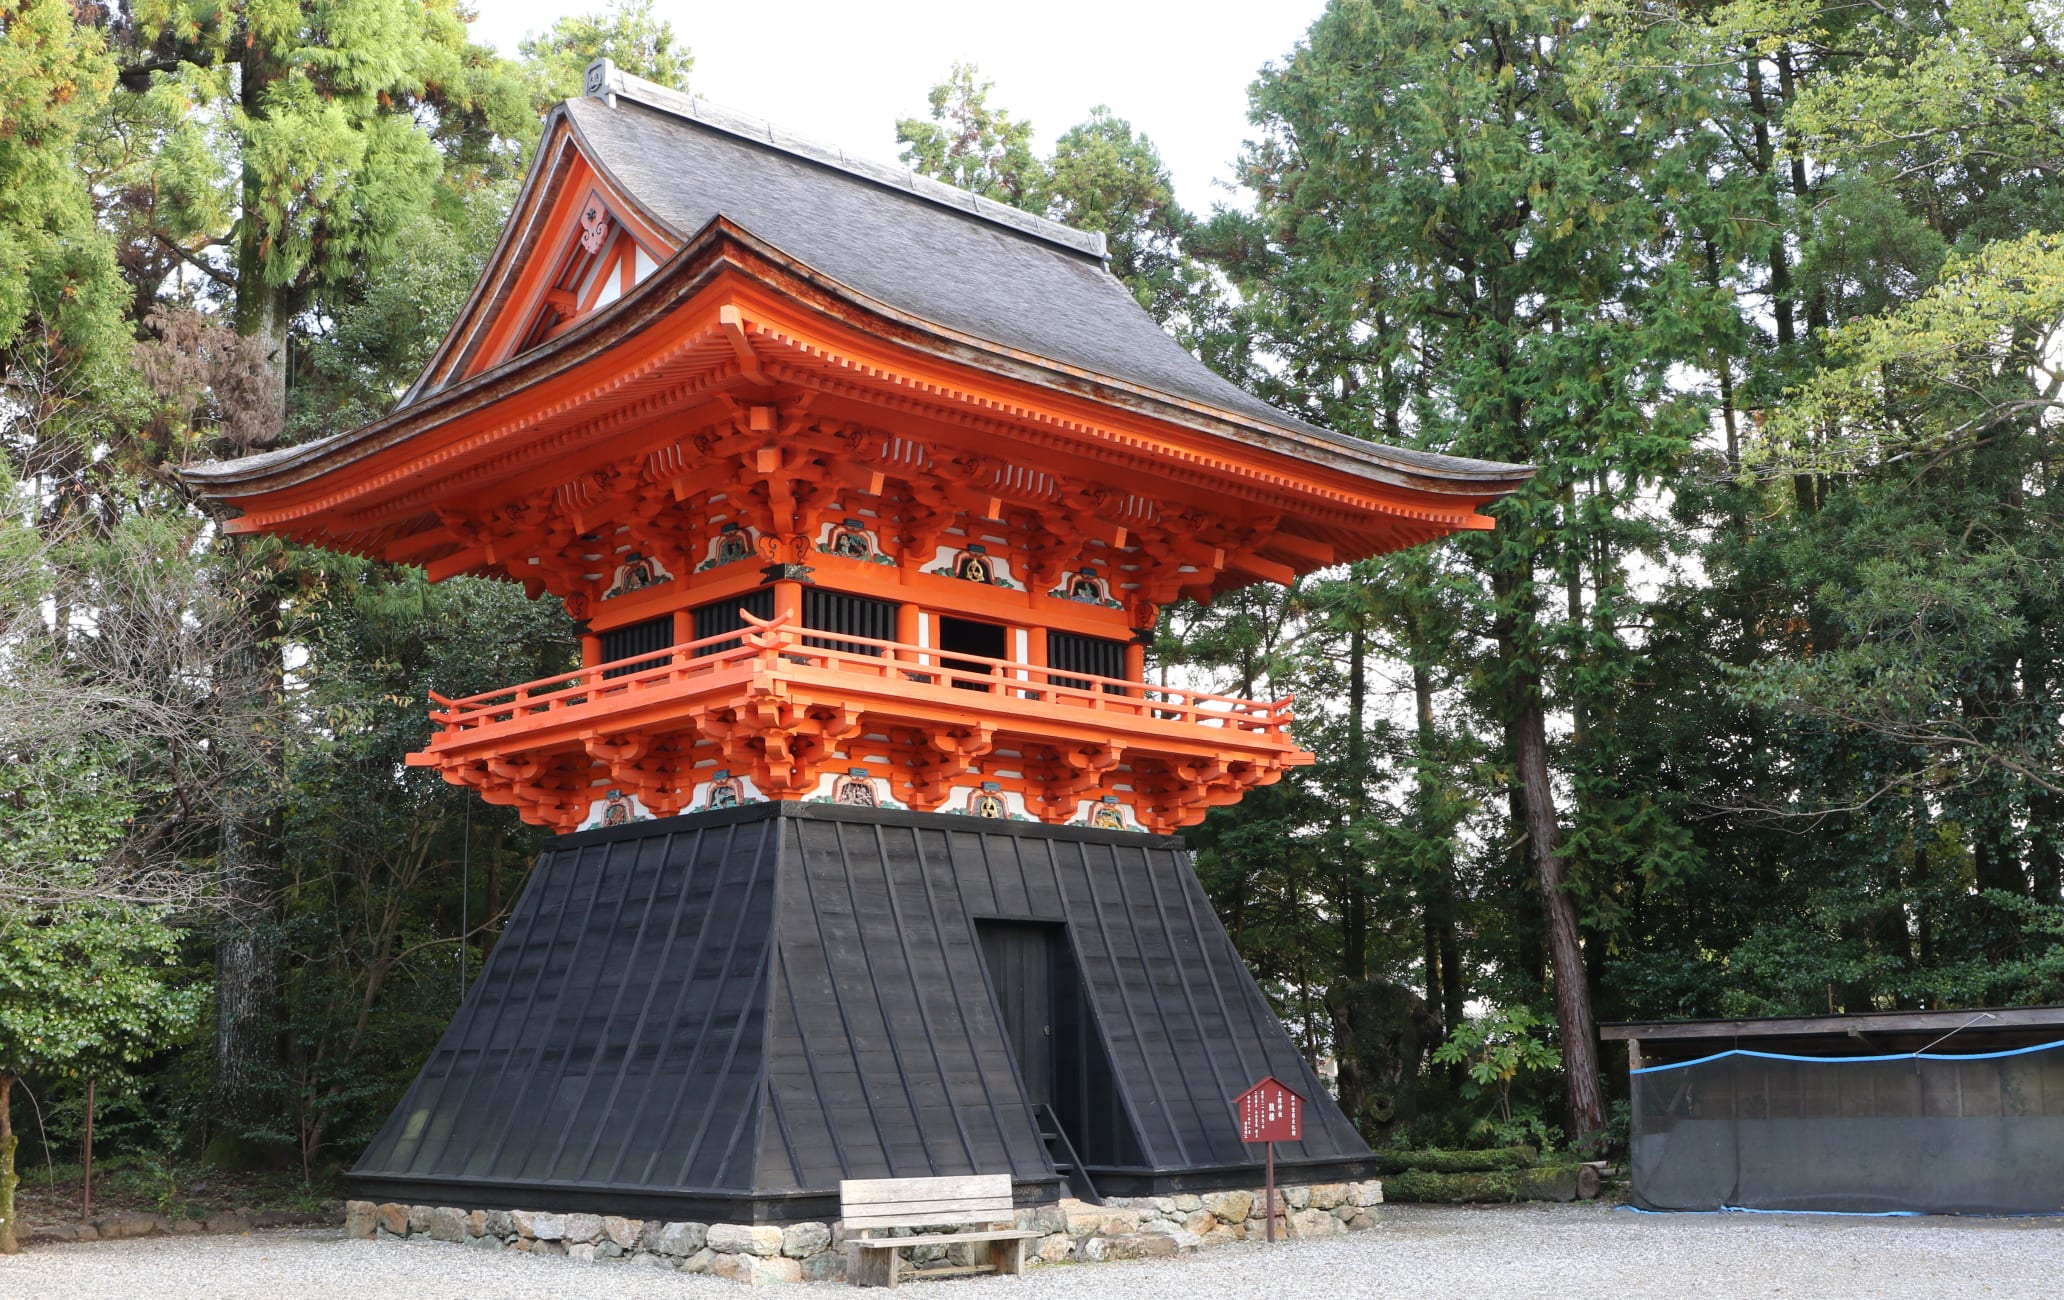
[407,118,678,402]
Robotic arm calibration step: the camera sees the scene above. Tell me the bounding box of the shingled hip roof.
[548,68,1522,482]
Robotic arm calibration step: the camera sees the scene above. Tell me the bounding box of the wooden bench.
[840,1174,1041,1288]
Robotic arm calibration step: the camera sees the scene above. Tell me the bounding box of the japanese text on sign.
[1237,1076,1302,1143]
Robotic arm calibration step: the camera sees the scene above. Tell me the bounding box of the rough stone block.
[172,1219,204,1235]
[407,1206,434,1234]
[203,1212,251,1236]
[781,1221,831,1258]
[530,1239,566,1257]
[427,1206,466,1242]
[1015,1203,1067,1234]
[1182,1209,1217,1237]
[712,1253,802,1284]
[802,1251,846,1282]
[708,1222,784,1256]
[530,1212,568,1241]
[602,1215,639,1248]
[1288,1207,1346,1239]
[378,1203,410,1237]
[484,1210,514,1238]
[1202,1190,1254,1223]
[1097,1208,1143,1237]
[1282,1185,1312,1211]
[1105,1233,1178,1260]
[1060,1199,1105,1236]
[566,1241,597,1263]
[680,1247,715,1274]
[599,1240,626,1259]
[97,1221,164,1246]
[653,1221,708,1256]
[462,1210,487,1238]
[510,1210,540,1239]
[468,1231,503,1250]
[562,1213,604,1244]
[1036,1233,1074,1262]
[344,1202,376,1240]
[1173,1194,1204,1213]
[1203,1223,1245,1246]
[1308,1182,1349,1210]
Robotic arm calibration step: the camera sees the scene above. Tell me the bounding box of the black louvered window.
[691,589,774,655]
[803,588,899,657]
[599,615,674,679]
[1049,631,1128,693]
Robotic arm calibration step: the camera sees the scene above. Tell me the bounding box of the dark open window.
[939,616,1007,691]
[802,588,899,657]
[598,615,674,679]
[691,589,774,655]
[1048,631,1128,693]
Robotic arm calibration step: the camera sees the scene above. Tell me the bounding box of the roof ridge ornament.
[584,57,621,107]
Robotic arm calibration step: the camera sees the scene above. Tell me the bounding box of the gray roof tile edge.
[584,59,1108,263]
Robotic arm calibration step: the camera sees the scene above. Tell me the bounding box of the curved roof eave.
[183,219,1532,502]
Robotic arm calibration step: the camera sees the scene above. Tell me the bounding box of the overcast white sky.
[465,0,1329,216]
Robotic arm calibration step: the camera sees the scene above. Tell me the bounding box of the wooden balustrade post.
[672,608,693,677]
[773,579,802,629]
[1027,627,1048,699]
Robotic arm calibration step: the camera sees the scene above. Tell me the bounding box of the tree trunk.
[212,33,294,1139]
[1,1073,18,1255]
[81,1078,94,1221]
[1332,622,1371,1124]
[1511,699,1606,1147]
[212,542,286,1134]
[1412,657,1466,1080]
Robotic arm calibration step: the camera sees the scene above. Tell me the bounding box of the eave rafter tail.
[737,316,1497,535]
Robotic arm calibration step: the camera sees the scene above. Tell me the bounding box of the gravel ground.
[4,1203,2061,1299]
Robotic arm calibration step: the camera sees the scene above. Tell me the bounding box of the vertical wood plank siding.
[598,615,675,678]
[691,589,775,652]
[347,803,1370,1220]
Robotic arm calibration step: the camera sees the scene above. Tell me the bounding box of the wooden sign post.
[1234,1075,1303,1243]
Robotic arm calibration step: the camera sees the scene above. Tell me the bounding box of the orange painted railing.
[425,612,1295,742]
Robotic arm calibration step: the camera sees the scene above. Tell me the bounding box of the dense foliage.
[0,0,2058,1209]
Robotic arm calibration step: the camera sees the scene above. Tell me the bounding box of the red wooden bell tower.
[190,62,1529,839]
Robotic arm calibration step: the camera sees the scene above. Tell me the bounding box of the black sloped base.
[349,802,1373,1221]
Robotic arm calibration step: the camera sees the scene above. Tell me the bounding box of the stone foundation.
[344,1180,1383,1283]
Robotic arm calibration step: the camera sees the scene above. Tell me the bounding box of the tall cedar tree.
[1209,0,1746,1143]
[102,0,532,1132]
